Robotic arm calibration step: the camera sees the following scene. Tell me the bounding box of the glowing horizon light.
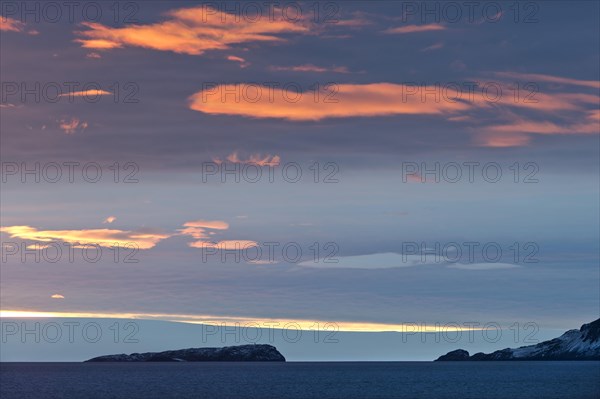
[0,310,482,333]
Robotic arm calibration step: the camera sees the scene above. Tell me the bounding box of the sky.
[0,1,599,360]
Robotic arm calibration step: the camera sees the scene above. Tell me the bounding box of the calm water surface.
[1,361,599,399]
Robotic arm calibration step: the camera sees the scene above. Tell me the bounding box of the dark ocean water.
[1,361,599,399]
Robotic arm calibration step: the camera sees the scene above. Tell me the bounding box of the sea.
[1,361,599,399]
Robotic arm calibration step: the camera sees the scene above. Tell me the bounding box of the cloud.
[270,64,351,73]
[103,216,117,224]
[226,55,250,68]
[473,133,531,148]
[189,240,258,250]
[59,89,112,98]
[75,5,310,55]
[481,110,600,139]
[178,220,228,240]
[178,219,257,250]
[0,17,25,32]
[59,118,88,134]
[183,220,229,230]
[0,17,38,35]
[213,152,281,166]
[484,119,598,135]
[494,72,600,89]
[298,252,444,269]
[247,259,278,265]
[384,23,445,34]
[0,225,169,249]
[299,252,522,271]
[50,294,65,299]
[189,83,471,121]
[447,263,520,270]
[421,42,444,52]
[86,52,102,59]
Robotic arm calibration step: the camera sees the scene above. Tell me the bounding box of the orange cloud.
[103,216,117,224]
[0,17,24,32]
[75,5,309,55]
[59,118,88,134]
[270,64,350,73]
[50,294,65,299]
[183,220,229,230]
[59,89,112,98]
[178,220,229,240]
[179,220,256,250]
[474,133,531,147]
[384,23,445,34]
[494,72,600,90]
[0,225,169,249]
[189,83,471,121]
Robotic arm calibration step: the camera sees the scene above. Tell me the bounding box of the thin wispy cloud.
[189,240,258,250]
[384,23,446,34]
[299,253,521,271]
[226,55,250,68]
[421,42,444,52]
[270,64,351,73]
[494,71,600,89]
[447,263,520,270]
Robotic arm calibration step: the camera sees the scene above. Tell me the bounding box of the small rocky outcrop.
[85,344,285,362]
[435,349,470,361]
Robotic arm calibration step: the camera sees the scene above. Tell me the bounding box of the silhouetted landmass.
[436,318,600,361]
[85,344,285,362]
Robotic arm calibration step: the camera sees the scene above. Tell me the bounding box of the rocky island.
[85,344,285,362]
[436,318,600,361]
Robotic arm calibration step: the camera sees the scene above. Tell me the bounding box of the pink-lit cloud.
[59,118,88,134]
[213,152,281,167]
[0,17,25,32]
[226,55,250,68]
